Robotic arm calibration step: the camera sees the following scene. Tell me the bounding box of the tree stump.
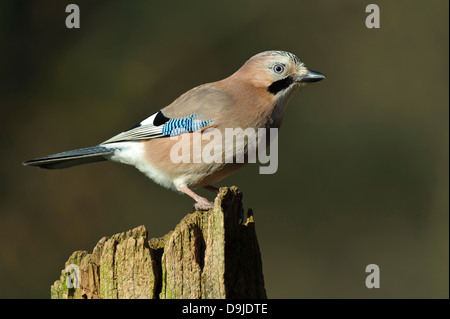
[50,186,266,299]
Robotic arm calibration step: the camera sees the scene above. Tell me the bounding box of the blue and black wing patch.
[162,114,213,136]
[101,111,212,144]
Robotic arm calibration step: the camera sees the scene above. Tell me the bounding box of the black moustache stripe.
[268,76,294,94]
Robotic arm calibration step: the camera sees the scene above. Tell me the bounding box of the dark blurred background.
[0,0,448,298]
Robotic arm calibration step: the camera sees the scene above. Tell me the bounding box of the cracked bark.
[50,186,267,299]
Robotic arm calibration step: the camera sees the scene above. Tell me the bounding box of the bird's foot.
[178,185,215,211]
[193,198,214,211]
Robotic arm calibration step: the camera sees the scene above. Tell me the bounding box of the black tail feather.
[23,146,114,169]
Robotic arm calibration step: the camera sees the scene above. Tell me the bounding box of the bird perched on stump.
[23,50,325,210]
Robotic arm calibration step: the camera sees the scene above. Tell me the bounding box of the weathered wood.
[50,186,266,299]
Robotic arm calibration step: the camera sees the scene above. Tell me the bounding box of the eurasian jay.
[23,50,325,209]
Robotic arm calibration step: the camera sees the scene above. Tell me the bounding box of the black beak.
[296,70,326,83]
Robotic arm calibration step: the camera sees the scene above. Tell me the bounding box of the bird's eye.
[273,64,285,74]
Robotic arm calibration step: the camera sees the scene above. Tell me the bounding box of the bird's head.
[235,50,325,97]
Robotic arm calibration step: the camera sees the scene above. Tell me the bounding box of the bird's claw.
[194,199,214,211]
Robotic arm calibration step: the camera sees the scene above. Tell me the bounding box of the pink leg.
[203,185,220,194]
[178,186,214,210]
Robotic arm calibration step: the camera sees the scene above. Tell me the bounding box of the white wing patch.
[139,113,157,126]
[101,111,166,144]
